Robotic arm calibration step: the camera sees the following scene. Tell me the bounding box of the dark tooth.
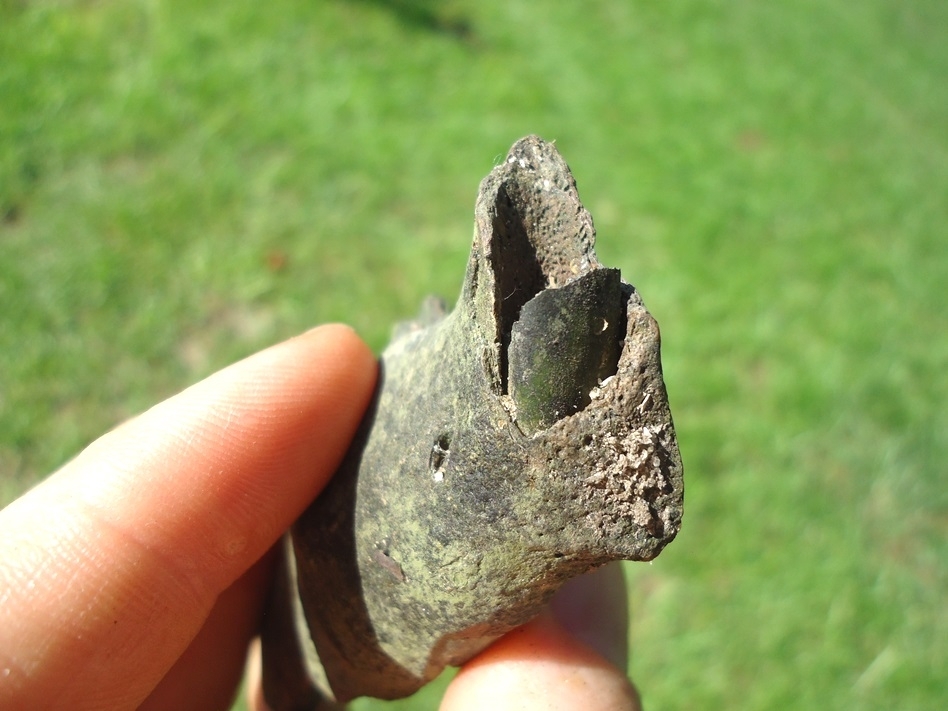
[508,267,624,433]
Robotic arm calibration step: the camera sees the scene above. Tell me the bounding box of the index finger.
[0,325,377,710]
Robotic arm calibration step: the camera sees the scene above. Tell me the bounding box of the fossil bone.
[261,135,684,707]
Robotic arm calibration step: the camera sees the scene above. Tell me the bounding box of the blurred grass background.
[2,0,946,709]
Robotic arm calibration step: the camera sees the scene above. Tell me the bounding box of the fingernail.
[549,563,630,671]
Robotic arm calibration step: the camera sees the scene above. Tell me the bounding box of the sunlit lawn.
[2,1,946,709]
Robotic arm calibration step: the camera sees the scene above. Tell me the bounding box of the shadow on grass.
[340,0,476,42]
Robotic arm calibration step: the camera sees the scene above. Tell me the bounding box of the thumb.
[441,611,641,711]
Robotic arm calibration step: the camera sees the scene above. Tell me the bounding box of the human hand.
[0,325,640,711]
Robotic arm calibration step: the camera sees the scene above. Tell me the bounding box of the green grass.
[2,0,946,709]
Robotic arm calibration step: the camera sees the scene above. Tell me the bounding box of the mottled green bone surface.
[262,136,684,707]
